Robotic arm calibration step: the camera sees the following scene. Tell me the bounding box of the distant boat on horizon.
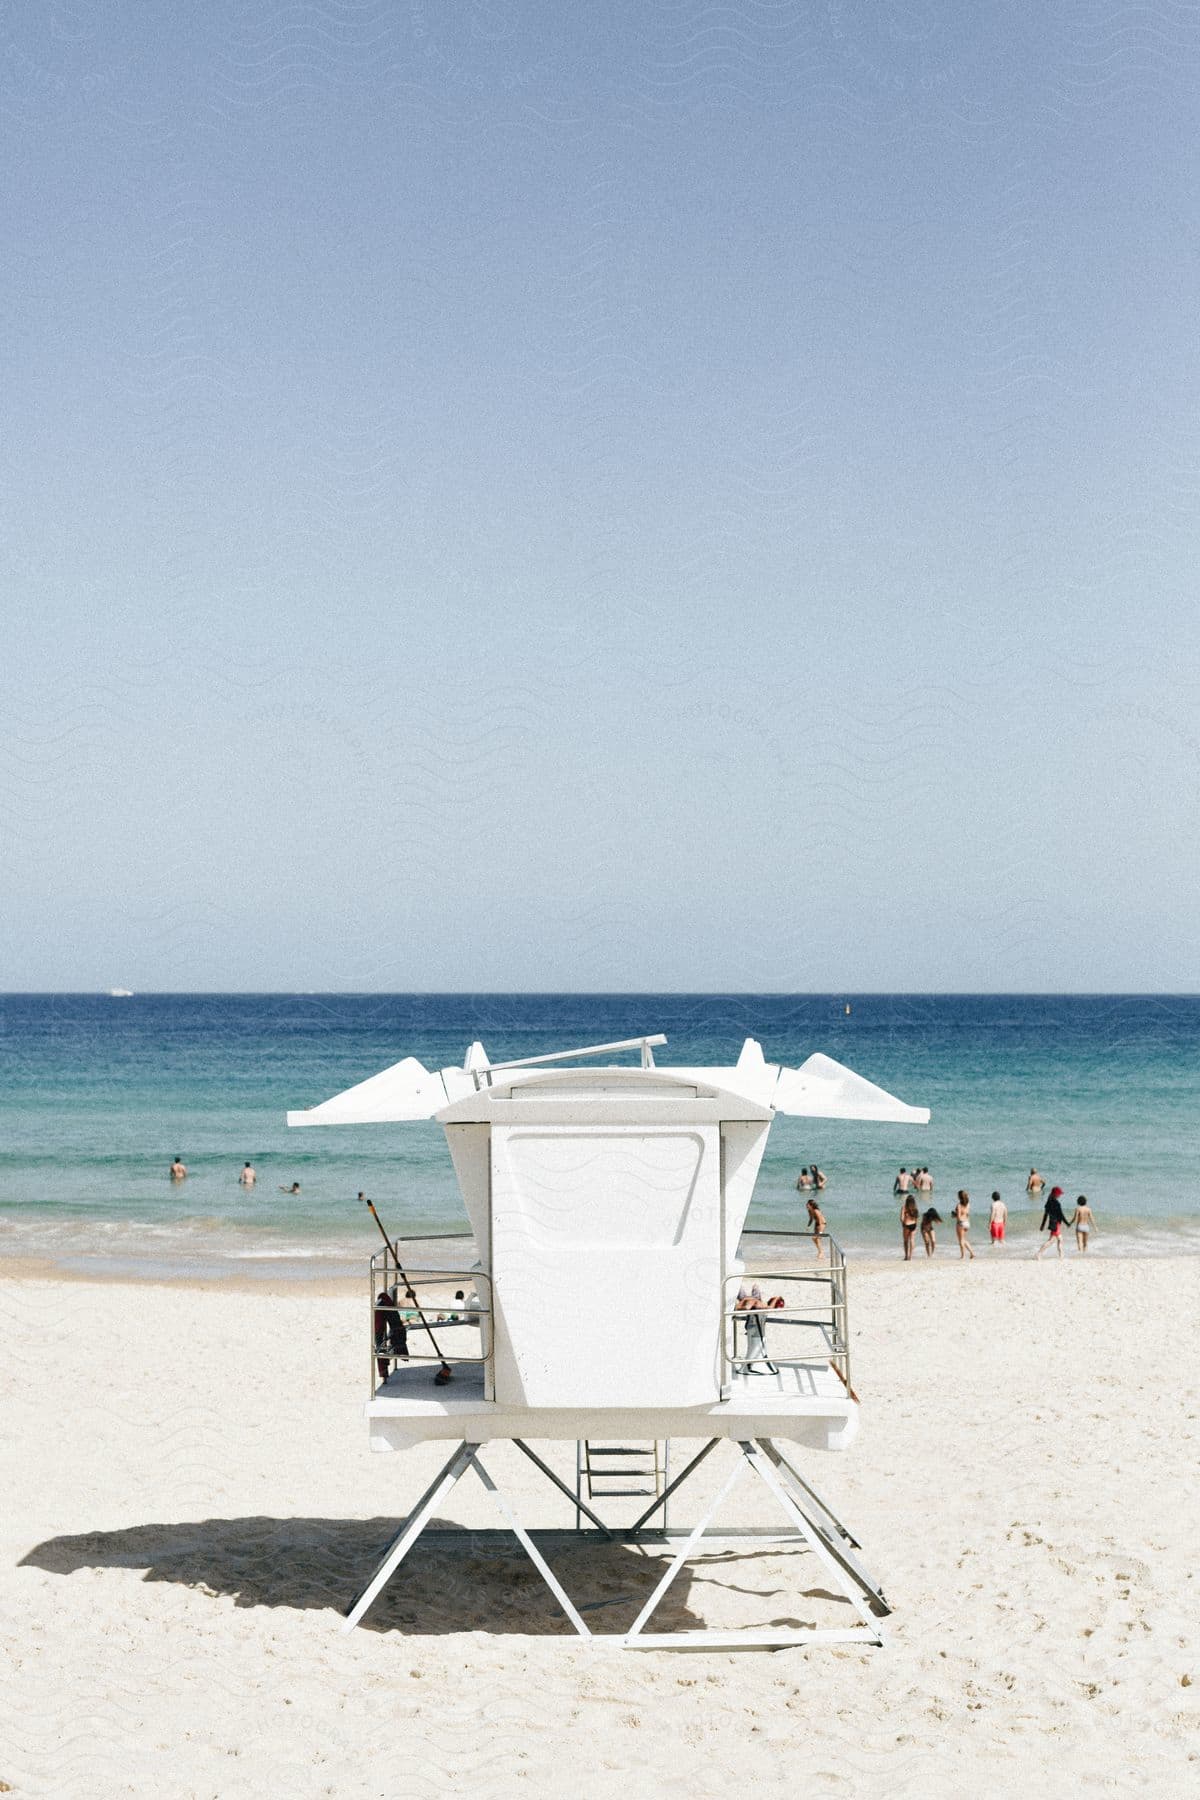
[108,988,134,998]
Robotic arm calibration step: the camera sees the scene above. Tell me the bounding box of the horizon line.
[4,990,1200,1000]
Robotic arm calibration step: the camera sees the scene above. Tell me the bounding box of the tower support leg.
[623,1438,888,1651]
[343,1440,595,1637]
[343,1440,479,1631]
[342,1436,890,1650]
[756,1438,891,1614]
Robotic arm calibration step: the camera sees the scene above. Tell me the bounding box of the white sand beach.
[2,1256,1197,1799]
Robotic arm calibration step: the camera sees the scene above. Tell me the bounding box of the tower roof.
[286,1036,929,1128]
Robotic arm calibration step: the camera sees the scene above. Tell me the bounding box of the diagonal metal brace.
[513,1439,617,1540]
[627,1438,720,1533]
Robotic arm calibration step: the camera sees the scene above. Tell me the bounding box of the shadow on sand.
[19,1516,741,1636]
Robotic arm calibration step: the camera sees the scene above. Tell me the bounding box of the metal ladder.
[575,1441,671,1529]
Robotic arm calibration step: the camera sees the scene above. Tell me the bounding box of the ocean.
[1,993,1197,1277]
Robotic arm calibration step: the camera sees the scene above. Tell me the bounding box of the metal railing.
[365,1225,852,1403]
[724,1230,853,1397]
[369,1246,492,1397]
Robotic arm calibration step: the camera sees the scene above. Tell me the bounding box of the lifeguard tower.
[288,1034,928,1648]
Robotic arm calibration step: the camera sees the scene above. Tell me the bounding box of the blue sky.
[3,3,1198,990]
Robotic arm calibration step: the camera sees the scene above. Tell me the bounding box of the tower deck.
[366,1357,857,1453]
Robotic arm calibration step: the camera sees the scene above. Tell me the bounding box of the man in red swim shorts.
[989,1191,1007,1244]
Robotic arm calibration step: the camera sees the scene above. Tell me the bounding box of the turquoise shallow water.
[1,993,1197,1276]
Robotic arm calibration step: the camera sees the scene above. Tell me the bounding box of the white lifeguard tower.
[288,1033,928,1648]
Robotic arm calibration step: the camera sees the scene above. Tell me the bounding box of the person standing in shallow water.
[169,1156,187,1182]
[988,1191,1007,1246]
[1027,1168,1045,1196]
[1070,1195,1095,1253]
[920,1207,941,1257]
[239,1161,256,1187]
[1036,1186,1069,1258]
[900,1194,919,1260]
[806,1194,826,1262]
[952,1190,975,1260]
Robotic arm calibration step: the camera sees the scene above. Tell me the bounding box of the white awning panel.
[772,1052,929,1123]
[287,1056,465,1126]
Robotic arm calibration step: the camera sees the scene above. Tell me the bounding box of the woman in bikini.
[952,1190,975,1260]
[920,1206,942,1256]
[806,1194,827,1262]
[900,1194,920,1260]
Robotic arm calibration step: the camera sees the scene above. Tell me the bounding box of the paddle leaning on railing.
[368,1247,493,1393]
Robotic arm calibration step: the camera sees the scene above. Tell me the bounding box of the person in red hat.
[1036,1186,1069,1259]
